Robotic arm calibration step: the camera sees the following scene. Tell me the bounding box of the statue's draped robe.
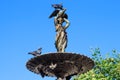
[55,17,70,52]
[55,24,67,52]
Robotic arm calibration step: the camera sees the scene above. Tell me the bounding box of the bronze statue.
[49,4,70,52]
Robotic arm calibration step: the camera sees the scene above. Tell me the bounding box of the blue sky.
[0,0,120,80]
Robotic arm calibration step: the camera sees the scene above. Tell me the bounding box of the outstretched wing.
[49,10,59,18]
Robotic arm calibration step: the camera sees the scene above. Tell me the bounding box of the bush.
[74,48,120,80]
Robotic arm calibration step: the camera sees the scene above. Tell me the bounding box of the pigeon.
[28,48,42,56]
[52,3,63,10]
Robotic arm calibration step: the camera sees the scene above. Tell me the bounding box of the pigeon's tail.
[28,52,32,54]
[28,52,35,56]
[28,52,41,57]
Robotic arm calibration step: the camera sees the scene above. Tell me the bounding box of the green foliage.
[74,48,120,80]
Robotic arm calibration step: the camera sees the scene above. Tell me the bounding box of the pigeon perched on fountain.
[28,48,42,56]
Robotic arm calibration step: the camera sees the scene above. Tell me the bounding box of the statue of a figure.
[49,4,70,52]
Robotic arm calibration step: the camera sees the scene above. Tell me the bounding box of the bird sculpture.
[52,3,63,10]
[49,3,68,19]
[28,48,42,56]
